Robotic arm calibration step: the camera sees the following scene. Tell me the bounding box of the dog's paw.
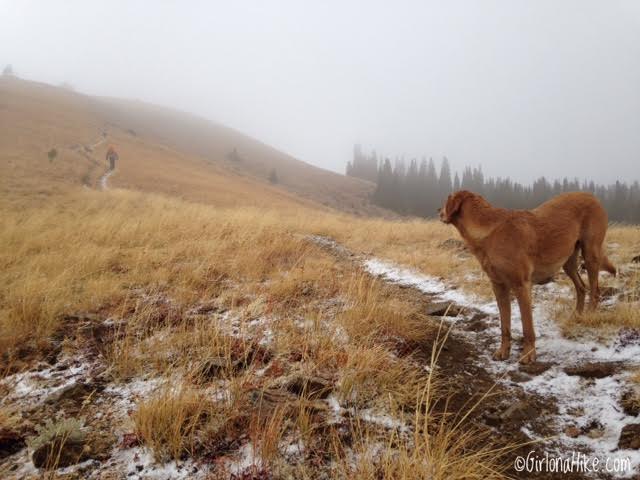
[492,348,510,361]
[519,345,537,364]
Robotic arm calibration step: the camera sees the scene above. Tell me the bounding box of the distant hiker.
[106,146,118,170]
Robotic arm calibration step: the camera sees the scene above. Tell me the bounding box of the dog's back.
[532,192,616,275]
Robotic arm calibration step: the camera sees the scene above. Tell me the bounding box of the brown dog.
[440,191,616,364]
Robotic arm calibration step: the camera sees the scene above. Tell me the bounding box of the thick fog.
[2,1,639,183]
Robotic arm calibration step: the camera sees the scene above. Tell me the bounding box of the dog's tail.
[602,254,617,276]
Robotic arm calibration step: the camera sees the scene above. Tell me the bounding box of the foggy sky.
[2,1,639,184]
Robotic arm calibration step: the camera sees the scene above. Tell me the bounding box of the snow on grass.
[99,169,114,190]
[365,258,497,314]
[360,409,410,432]
[362,255,640,477]
[283,438,305,457]
[0,358,91,407]
[324,394,410,433]
[101,376,165,413]
[89,446,206,480]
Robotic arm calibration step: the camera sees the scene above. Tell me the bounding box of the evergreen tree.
[348,146,640,223]
[453,172,460,192]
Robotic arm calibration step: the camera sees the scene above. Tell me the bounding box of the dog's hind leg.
[491,282,511,361]
[513,281,536,364]
[563,245,587,313]
[581,242,602,311]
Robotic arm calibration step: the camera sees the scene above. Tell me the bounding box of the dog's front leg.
[514,282,536,364]
[491,282,511,360]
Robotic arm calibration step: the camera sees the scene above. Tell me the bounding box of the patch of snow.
[102,376,165,413]
[282,439,305,457]
[360,410,409,432]
[2,448,39,479]
[99,169,114,190]
[226,442,262,475]
[89,446,206,479]
[326,395,344,424]
[364,258,497,315]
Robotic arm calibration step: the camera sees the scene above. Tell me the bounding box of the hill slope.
[0,76,382,215]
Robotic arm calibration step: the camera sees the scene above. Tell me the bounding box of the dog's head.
[439,190,474,224]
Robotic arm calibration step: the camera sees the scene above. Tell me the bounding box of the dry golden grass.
[132,386,213,461]
[558,265,640,336]
[1,187,509,476]
[561,302,640,334]
[2,183,637,477]
[338,274,432,345]
[2,184,497,476]
[0,188,312,361]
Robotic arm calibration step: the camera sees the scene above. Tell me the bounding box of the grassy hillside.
[0,76,384,215]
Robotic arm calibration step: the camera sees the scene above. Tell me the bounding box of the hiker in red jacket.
[106,146,118,170]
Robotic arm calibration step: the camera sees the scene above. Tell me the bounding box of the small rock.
[564,426,581,438]
[425,302,462,317]
[581,419,604,438]
[464,316,489,332]
[618,424,640,450]
[600,286,620,299]
[564,362,623,379]
[500,400,538,422]
[86,432,115,461]
[190,302,223,315]
[587,428,605,439]
[484,413,501,427]
[192,358,240,383]
[507,370,532,383]
[32,436,86,469]
[438,238,466,250]
[469,311,489,321]
[0,428,25,460]
[46,382,102,406]
[519,362,553,376]
[283,374,333,400]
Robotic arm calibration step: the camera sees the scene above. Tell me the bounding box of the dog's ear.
[443,191,466,223]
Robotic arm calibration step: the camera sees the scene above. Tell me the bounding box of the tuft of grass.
[562,303,640,334]
[559,268,640,336]
[338,274,431,347]
[338,343,429,410]
[132,386,212,461]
